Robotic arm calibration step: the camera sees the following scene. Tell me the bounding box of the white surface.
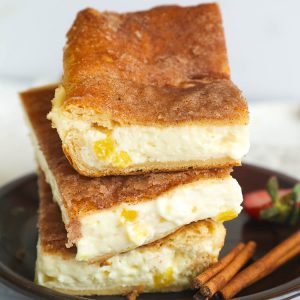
[246,101,300,179]
[1,0,300,100]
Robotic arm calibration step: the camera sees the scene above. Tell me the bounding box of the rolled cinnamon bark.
[200,241,256,297]
[192,243,245,289]
[220,230,300,299]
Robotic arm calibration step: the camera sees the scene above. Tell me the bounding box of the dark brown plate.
[0,164,300,300]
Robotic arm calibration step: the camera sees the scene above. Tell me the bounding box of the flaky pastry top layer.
[62,4,248,126]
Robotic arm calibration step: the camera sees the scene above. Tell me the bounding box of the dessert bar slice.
[48,4,249,177]
[36,172,226,296]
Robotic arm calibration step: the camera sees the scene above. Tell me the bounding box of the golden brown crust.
[62,5,248,126]
[47,284,190,296]
[38,171,76,258]
[38,169,224,259]
[20,86,232,225]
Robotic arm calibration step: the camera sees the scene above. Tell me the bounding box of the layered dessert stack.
[20,3,249,297]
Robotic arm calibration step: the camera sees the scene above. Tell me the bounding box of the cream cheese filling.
[37,244,190,292]
[36,221,225,292]
[35,132,242,262]
[28,87,243,262]
[75,177,242,261]
[33,126,242,261]
[48,86,249,169]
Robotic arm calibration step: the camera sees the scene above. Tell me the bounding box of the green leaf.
[293,183,300,203]
[260,206,280,221]
[260,178,300,225]
[287,206,300,225]
[266,176,279,203]
[280,192,295,207]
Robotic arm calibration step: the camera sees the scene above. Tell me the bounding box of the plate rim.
[0,164,299,300]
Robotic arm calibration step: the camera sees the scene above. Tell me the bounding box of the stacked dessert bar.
[20,3,249,297]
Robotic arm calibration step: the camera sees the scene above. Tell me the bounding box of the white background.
[0,1,300,299]
[1,0,300,100]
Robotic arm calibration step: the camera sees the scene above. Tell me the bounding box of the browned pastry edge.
[38,170,76,258]
[38,169,223,261]
[43,283,194,295]
[61,4,248,126]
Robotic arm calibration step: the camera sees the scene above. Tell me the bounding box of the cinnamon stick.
[257,243,300,280]
[220,230,300,299]
[193,290,207,300]
[192,243,245,288]
[200,241,256,298]
[275,243,300,270]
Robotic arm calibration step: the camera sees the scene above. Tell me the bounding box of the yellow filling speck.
[112,151,132,168]
[77,255,89,261]
[42,274,56,283]
[93,133,131,168]
[215,210,238,222]
[102,270,110,278]
[121,209,138,222]
[127,222,150,245]
[165,204,173,213]
[93,135,115,160]
[132,224,148,238]
[154,267,174,288]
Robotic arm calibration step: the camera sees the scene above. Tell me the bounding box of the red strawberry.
[243,177,300,225]
[244,189,291,219]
